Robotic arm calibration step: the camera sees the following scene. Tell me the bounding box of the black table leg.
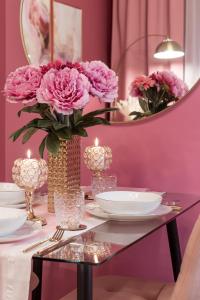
[77,264,93,300]
[166,219,182,281]
[32,258,43,300]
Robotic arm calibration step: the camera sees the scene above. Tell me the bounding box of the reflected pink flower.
[37,67,90,115]
[129,75,156,97]
[81,60,118,102]
[4,65,42,103]
[151,71,188,98]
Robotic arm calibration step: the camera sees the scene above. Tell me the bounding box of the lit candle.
[17,150,42,188]
[84,138,112,175]
[12,150,48,225]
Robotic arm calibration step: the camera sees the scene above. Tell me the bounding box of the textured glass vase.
[47,136,81,213]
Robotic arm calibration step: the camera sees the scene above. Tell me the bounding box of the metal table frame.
[32,218,182,300]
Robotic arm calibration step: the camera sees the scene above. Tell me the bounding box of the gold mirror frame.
[110,0,200,124]
[110,78,200,125]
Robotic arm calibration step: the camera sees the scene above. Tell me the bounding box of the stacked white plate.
[0,183,26,209]
[86,190,172,221]
[0,207,41,243]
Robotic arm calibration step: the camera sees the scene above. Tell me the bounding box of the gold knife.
[23,238,50,253]
[36,236,76,256]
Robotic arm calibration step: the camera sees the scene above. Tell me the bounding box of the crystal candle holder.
[84,242,111,263]
[12,150,48,226]
[84,138,112,177]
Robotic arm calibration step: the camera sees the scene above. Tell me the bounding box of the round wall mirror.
[110,0,200,123]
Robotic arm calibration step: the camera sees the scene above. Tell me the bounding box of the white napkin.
[0,215,106,300]
[0,248,33,300]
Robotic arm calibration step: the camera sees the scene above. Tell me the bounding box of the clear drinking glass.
[54,190,85,230]
[91,174,117,197]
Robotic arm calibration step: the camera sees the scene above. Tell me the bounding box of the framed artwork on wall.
[53,1,82,62]
[20,0,82,66]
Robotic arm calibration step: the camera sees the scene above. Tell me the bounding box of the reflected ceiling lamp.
[154,38,184,59]
[153,0,184,60]
[116,34,184,73]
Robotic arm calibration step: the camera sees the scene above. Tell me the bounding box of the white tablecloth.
[0,204,106,300]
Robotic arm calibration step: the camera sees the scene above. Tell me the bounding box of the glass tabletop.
[33,193,200,265]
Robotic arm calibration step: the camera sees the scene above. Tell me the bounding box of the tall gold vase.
[47,136,81,213]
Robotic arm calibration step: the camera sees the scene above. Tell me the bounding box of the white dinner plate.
[0,194,47,209]
[0,221,42,243]
[86,203,172,221]
[0,203,26,209]
[0,199,25,205]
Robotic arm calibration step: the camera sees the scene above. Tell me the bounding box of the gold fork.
[23,226,65,253]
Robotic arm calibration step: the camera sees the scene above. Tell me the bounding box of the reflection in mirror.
[110,0,200,123]
[20,0,82,65]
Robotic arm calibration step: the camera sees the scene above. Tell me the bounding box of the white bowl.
[0,207,27,236]
[0,183,25,205]
[95,191,162,215]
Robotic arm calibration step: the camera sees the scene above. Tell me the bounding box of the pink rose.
[4,65,42,103]
[37,67,90,115]
[151,71,188,98]
[81,60,118,102]
[129,75,156,97]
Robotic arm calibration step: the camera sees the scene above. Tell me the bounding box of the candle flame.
[27,149,31,159]
[94,137,99,146]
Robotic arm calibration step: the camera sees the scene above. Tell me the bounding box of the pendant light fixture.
[154,0,184,59]
[154,38,184,59]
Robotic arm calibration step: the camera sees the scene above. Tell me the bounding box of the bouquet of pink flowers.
[4,60,118,156]
[129,70,188,119]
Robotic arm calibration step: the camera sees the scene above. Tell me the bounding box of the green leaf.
[46,133,60,155]
[17,103,49,117]
[139,98,149,112]
[80,117,110,128]
[10,126,28,141]
[94,117,110,125]
[22,128,38,144]
[37,119,53,128]
[55,128,72,140]
[129,110,152,119]
[25,118,43,127]
[9,118,44,142]
[129,111,143,116]
[82,107,117,119]
[39,136,47,158]
[73,109,82,124]
[73,127,88,137]
[53,123,69,131]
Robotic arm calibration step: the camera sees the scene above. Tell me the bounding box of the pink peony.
[81,60,118,102]
[40,60,66,75]
[129,75,156,97]
[40,60,84,74]
[4,65,42,103]
[37,67,90,115]
[151,71,188,98]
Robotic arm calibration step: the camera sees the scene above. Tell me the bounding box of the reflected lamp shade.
[154,38,184,59]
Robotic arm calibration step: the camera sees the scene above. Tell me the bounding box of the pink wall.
[0,0,5,181]
[2,0,200,299]
[81,82,200,283]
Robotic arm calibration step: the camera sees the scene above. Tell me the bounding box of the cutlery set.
[23,226,77,256]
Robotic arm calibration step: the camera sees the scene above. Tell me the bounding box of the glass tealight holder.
[91,174,117,197]
[12,156,48,226]
[54,189,87,231]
